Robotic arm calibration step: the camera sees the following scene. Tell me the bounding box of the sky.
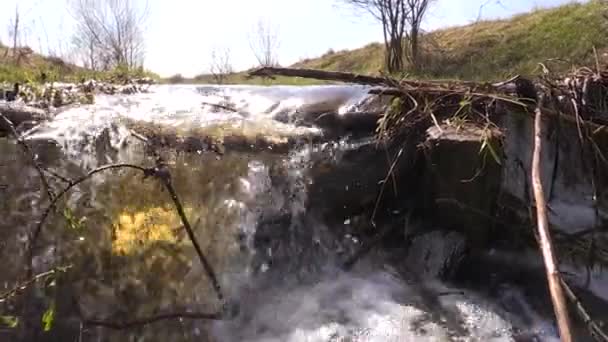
[0,0,583,77]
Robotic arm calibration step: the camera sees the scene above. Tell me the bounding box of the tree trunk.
[409,27,419,71]
[12,7,20,62]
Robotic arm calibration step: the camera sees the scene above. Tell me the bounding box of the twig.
[531,104,573,342]
[29,163,147,257]
[83,311,223,330]
[153,161,225,302]
[371,147,404,226]
[0,265,72,303]
[26,161,225,304]
[560,278,608,342]
[0,112,54,201]
[201,102,239,113]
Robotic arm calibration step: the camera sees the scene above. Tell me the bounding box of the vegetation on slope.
[294,1,608,81]
[0,43,158,84]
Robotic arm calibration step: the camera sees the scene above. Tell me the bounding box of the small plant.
[63,207,87,232]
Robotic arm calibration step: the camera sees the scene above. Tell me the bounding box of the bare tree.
[209,47,233,84]
[4,5,21,61]
[249,20,280,67]
[339,0,409,73]
[339,0,433,72]
[69,0,148,71]
[404,0,432,69]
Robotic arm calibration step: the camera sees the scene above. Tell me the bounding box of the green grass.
[0,45,159,84]
[295,0,608,81]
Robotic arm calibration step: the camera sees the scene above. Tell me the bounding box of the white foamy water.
[213,267,560,342]
[24,84,371,141]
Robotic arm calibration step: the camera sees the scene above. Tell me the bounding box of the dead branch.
[0,112,54,201]
[152,161,225,302]
[531,103,573,342]
[0,265,73,304]
[560,278,608,342]
[25,160,225,303]
[29,163,147,257]
[248,66,394,86]
[201,102,239,113]
[82,311,223,330]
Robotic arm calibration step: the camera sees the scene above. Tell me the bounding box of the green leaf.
[63,208,86,231]
[485,140,502,165]
[41,301,55,332]
[0,315,19,328]
[479,139,488,154]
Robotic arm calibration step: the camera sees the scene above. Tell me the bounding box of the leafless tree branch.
[0,113,54,202]
[69,0,148,71]
[210,47,233,84]
[249,20,280,68]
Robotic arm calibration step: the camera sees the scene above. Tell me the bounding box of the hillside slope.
[0,43,158,83]
[293,1,608,81]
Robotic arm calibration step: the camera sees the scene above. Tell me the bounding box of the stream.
[1,84,602,341]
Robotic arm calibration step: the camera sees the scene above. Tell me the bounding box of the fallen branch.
[247,66,394,86]
[531,104,573,342]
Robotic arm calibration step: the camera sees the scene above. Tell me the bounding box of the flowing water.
[1,84,597,341]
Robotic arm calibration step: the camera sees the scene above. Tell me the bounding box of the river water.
[0,84,593,341]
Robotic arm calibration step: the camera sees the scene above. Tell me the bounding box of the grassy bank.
[294,1,608,81]
[0,44,159,84]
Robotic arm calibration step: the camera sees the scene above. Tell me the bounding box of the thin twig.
[531,104,573,342]
[0,112,54,201]
[201,102,239,113]
[154,161,225,302]
[0,265,72,303]
[560,278,608,342]
[371,147,404,226]
[29,163,147,256]
[26,160,225,304]
[83,311,223,330]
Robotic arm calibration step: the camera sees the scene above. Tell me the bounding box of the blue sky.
[0,0,582,77]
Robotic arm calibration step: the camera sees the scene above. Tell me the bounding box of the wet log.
[247,66,394,86]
